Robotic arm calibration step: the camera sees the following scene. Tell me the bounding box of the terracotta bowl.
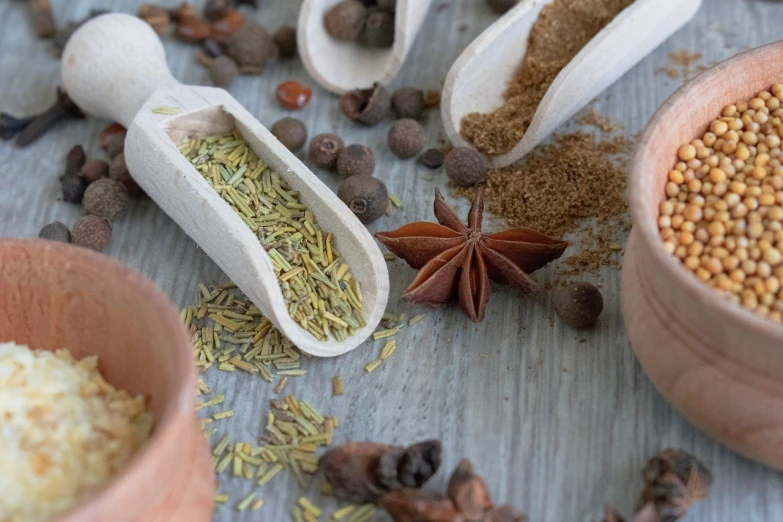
[0,239,214,521]
[622,41,783,469]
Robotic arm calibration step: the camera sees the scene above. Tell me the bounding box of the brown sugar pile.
[460,0,635,156]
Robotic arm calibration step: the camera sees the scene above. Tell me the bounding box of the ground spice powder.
[460,0,635,155]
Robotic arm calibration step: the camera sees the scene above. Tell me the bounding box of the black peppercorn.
[309,133,345,170]
[388,118,425,159]
[553,282,603,328]
[274,25,297,58]
[391,87,425,120]
[227,22,277,67]
[485,0,519,14]
[338,175,388,224]
[418,148,444,169]
[445,147,487,187]
[110,153,144,198]
[340,83,390,126]
[61,175,87,204]
[271,117,308,152]
[38,222,71,243]
[337,144,375,178]
[324,0,367,41]
[209,55,240,87]
[359,7,394,48]
[82,178,130,222]
[72,215,112,252]
[80,160,110,184]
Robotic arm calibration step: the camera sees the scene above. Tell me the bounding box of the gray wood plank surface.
[2,0,783,521]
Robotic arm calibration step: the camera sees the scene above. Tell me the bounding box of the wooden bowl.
[0,239,214,521]
[622,41,783,469]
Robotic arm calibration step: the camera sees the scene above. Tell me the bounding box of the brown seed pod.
[419,148,444,169]
[553,282,604,328]
[72,215,112,252]
[640,449,712,522]
[227,22,278,67]
[485,0,518,14]
[80,160,110,184]
[337,144,375,178]
[271,117,308,152]
[324,0,367,41]
[338,175,389,224]
[39,222,71,243]
[82,178,130,222]
[62,145,86,180]
[388,118,426,159]
[61,175,87,204]
[392,87,426,120]
[274,25,297,58]
[110,153,144,198]
[209,55,240,87]
[447,460,492,522]
[359,7,395,48]
[99,124,126,159]
[309,133,345,170]
[380,490,462,522]
[445,147,487,187]
[340,83,391,126]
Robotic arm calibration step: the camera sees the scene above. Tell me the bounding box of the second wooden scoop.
[61,14,389,357]
[442,0,702,168]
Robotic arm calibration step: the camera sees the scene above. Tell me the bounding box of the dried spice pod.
[554,282,603,328]
[340,83,391,126]
[80,160,110,184]
[337,144,375,178]
[359,7,395,48]
[72,215,112,252]
[397,440,442,488]
[309,133,345,170]
[210,10,245,45]
[274,25,297,58]
[82,178,130,221]
[61,175,88,204]
[63,145,87,179]
[392,87,426,120]
[338,174,389,224]
[110,153,144,198]
[99,124,127,159]
[227,22,277,67]
[39,222,71,243]
[209,55,240,87]
[388,119,426,159]
[447,460,492,522]
[271,117,308,152]
[324,0,367,41]
[639,449,712,522]
[380,490,463,522]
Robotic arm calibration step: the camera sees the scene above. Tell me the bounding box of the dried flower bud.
[227,22,277,67]
[640,449,712,522]
[82,178,130,221]
[80,160,110,184]
[39,222,71,243]
[209,55,240,87]
[175,17,212,43]
[138,4,171,35]
[381,490,463,522]
[447,460,492,522]
[324,0,367,41]
[72,215,112,252]
[274,25,297,58]
[340,83,391,126]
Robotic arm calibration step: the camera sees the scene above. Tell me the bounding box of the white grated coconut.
[0,342,153,522]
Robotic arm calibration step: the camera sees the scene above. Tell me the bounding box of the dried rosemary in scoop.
[180,130,365,342]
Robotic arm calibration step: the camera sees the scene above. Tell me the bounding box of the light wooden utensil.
[623,41,783,470]
[61,13,389,358]
[298,0,433,94]
[0,239,213,521]
[442,0,702,168]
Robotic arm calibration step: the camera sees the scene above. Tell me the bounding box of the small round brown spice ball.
[485,0,518,14]
[209,55,240,87]
[61,175,87,204]
[110,153,144,198]
[274,25,297,58]
[309,133,345,170]
[324,0,367,41]
[388,119,425,159]
[101,129,126,160]
[83,178,130,221]
[80,160,110,184]
[337,144,375,178]
[338,176,388,224]
[419,148,444,169]
[227,22,277,67]
[359,7,394,48]
[445,147,487,187]
[554,282,604,328]
[391,87,425,120]
[340,83,390,126]
[72,215,112,252]
[39,222,71,243]
[271,118,308,152]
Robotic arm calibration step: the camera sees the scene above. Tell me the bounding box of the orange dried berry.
[276,81,312,110]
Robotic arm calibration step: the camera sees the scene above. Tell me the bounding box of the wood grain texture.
[1,1,783,521]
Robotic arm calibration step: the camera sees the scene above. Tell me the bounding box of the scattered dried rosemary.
[180,130,365,343]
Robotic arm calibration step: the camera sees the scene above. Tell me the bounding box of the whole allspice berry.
[82,178,130,222]
[340,83,391,126]
[324,0,367,41]
[338,176,388,224]
[271,117,308,152]
[80,160,110,184]
[72,215,112,252]
[39,222,71,243]
[61,175,88,204]
[553,282,604,328]
[445,147,488,187]
[110,153,144,198]
[388,118,425,159]
[274,25,297,58]
[485,0,519,14]
[309,133,345,170]
[227,22,278,67]
[359,7,395,48]
[391,87,425,120]
[99,123,126,159]
[419,148,444,169]
[337,144,375,178]
[209,55,240,87]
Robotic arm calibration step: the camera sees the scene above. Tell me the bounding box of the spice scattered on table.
[180,130,366,341]
[640,449,712,522]
[337,144,376,178]
[658,86,783,323]
[309,133,346,171]
[324,0,396,49]
[445,146,488,187]
[553,282,604,328]
[271,117,308,152]
[82,178,130,221]
[340,83,391,126]
[80,159,110,184]
[274,25,298,58]
[228,21,278,67]
[276,81,313,110]
[388,118,426,159]
[392,87,426,120]
[38,221,71,243]
[12,87,84,148]
[419,148,445,169]
[72,215,112,251]
[460,0,635,155]
[0,342,152,522]
[338,175,389,224]
[209,55,240,87]
[377,188,567,322]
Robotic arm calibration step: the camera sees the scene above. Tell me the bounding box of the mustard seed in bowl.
[658,85,783,323]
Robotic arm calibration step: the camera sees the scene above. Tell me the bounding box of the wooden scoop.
[61,13,389,358]
[298,0,433,94]
[442,0,703,168]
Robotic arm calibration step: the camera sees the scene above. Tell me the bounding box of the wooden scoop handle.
[61,13,179,127]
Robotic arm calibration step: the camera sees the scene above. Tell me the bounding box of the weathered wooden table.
[2,0,783,520]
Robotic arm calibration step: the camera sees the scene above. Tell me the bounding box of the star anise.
[375,188,568,322]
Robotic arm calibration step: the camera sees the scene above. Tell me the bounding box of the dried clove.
[16,88,84,148]
[447,460,492,522]
[320,440,442,504]
[639,449,712,522]
[30,0,56,38]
